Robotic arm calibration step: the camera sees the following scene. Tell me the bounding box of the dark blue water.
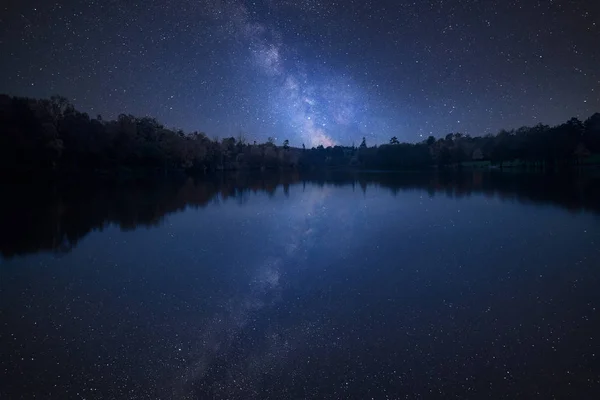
[2,172,600,399]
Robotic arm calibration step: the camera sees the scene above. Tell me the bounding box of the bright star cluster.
[1,0,598,146]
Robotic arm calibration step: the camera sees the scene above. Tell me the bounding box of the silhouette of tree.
[1,94,599,175]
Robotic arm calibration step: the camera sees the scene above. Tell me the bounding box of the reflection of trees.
[1,171,599,258]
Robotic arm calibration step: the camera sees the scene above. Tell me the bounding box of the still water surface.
[2,172,600,399]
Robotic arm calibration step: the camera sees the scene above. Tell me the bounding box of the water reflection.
[2,171,600,399]
[1,170,600,258]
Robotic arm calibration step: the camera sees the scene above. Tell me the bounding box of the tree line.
[1,94,599,176]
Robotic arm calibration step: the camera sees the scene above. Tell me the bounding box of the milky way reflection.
[2,172,600,398]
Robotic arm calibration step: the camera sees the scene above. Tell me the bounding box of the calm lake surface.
[2,171,600,399]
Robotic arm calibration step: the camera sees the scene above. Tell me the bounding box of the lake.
[1,171,600,399]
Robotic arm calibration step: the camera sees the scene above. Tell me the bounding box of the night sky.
[1,0,599,146]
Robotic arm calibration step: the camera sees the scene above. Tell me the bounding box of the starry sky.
[1,0,599,146]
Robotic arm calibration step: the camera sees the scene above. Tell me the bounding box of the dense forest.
[1,94,599,176]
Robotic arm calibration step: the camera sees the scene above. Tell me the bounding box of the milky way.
[204,0,357,146]
[1,0,599,145]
